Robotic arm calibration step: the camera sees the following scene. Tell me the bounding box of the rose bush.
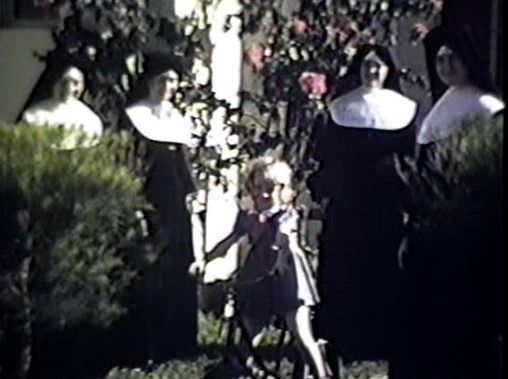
[298,72,328,99]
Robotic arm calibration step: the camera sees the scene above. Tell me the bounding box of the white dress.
[278,208,320,306]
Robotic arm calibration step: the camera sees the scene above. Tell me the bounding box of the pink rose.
[298,72,328,99]
[245,43,266,70]
[293,19,309,35]
[431,0,444,11]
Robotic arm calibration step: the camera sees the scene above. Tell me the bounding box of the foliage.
[197,310,286,347]
[151,1,439,194]
[104,356,211,379]
[103,355,389,379]
[38,1,235,191]
[394,115,503,379]
[197,310,229,346]
[396,116,503,234]
[341,360,388,379]
[241,0,437,79]
[33,1,441,192]
[33,0,440,189]
[35,0,157,129]
[0,123,148,328]
[234,0,437,182]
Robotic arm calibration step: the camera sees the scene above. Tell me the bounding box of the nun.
[20,64,104,377]
[416,30,504,165]
[390,30,504,379]
[310,45,417,364]
[120,52,199,362]
[22,65,103,149]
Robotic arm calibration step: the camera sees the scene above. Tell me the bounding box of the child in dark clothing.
[201,158,331,378]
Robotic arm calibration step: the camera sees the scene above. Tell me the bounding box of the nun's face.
[149,70,179,101]
[360,52,389,88]
[54,67,85,102]
[435,45,469,87]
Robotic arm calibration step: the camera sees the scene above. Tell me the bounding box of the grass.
[104,356,211,379]
[102,356,388,379]
[197,310,288,348]
[103,311,388,378]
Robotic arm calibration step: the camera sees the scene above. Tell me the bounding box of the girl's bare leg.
[286,306,332,378]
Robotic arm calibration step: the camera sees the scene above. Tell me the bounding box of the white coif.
[125,100,193,144]
[417,85,504,144]
[329,87,417,130]
[22,98,103,149]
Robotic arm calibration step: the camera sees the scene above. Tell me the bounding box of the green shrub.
[197,310,288,348]
[397,116,502,234]
[0,122,149,377]
[197,310,229,347]
[396,114,503,323]
[105,356,211,379]
[102,355,389,379]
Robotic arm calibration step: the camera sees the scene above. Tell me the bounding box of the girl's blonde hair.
[240,157,294,206]
[243,157,274,197]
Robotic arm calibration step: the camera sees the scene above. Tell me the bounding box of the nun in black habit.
[410,0,498,101]
[310,46,417,363]
[389,30,504,379]
[114,52,199,363]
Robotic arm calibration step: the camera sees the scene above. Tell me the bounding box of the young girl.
[201,157,332,378]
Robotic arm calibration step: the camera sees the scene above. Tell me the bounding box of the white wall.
[0,28,53,123]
